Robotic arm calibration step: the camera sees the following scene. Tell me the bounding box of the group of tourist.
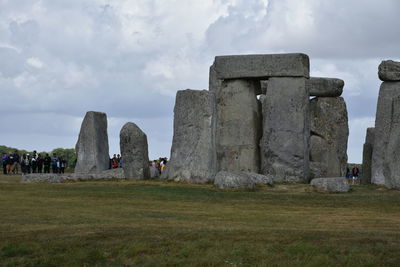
[110,154,122,169]
[346,166,360,184]
[1,151,67,175]
[151,157,168,174]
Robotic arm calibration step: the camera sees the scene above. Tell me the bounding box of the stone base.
[21,168,125,183]
[310,177,350,192]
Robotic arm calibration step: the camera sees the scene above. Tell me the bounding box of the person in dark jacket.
[43,154,51,173]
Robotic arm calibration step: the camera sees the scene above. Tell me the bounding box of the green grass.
[1,174,400,266]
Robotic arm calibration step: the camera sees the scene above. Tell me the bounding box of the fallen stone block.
[308,77,344,97]
[310,177,350,192]
[212,53,310,80]
[379,60,400,81]
[21,168,126,183]
[214,171,254,189]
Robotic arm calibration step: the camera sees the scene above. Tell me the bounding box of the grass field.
[1,174,400,266]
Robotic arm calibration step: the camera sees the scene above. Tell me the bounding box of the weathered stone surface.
[22,168,125,183]
[120,122,150,180]
[372,82,400,185]
[308,77,344,97]
[212,53,310,80]
[75,111,110,174]
[149,166,160,179]
[161,90,215,182]
[245,172,274,185]
[216,79,262,173]
[309,97,349,179]
[310,177,350,192]
[214,171,255,189]
[260,77,310,182]
[260,80,268,95]
[383,96,400,189]
[379,60,400,81]
[361,127,375,185]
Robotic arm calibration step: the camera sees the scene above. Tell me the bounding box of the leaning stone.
[309,97,349,179]
[383,97,400,189]
[120,122,150,180]
[308,77,344,97]
[372,82,400,185]
[212,53,310,80]
[379,60,400,81]
[361,128,375,185]
[310,177,350,192]
[215,79,262,173]
[75,111,110,174]
[214,171,256,189]
[161,90,215,182]
[260,77,310,182]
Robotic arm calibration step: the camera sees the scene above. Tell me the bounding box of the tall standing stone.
[75,111,110,174]
[362,127,375,185]
[383,96,400,189]
[260,77,310,182]
[161,90,215,182]
[309,97,349,179]
[215,79,262,173]
[120,122,150,180]
[371,82,400,185]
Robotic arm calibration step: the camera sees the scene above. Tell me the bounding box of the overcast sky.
[1,0,399,163]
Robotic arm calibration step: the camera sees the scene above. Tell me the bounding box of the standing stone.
[260,77,310,182]
[361,127,375,185]
[372,82,400,185]
[75,111,110,173]
[309,97,349,179]
[215,79,262,173]
[383,96,400,189]
[379,60,400,81]
[119,122,150,180]
[307,77,344,97]
[161,90,215,182]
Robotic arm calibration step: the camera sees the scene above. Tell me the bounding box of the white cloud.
[26,57,44,68]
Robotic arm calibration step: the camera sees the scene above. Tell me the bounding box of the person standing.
[13,150,20,174]
[59,157,67,174]
[37,154,44,173]
[21,154,31,174]
[2,153,7,175]
[43,154,51,173]
[51,153,59,173]
[352,167,360,185]
[31,151,38,173]
[6,152,14,174]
